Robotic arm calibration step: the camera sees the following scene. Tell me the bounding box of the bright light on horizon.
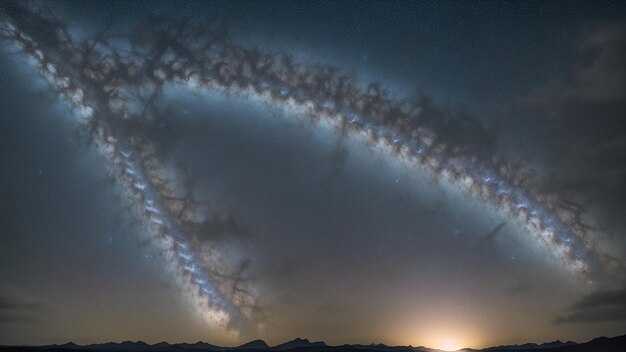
[438,340,460,351]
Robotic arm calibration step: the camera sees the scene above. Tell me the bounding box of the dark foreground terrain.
[1,336,625,352]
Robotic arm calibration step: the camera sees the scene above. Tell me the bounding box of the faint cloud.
[554,287,626,324]
[525,22,626,110]
[0,285,49,326]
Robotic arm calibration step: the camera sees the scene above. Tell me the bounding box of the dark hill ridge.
[0,335,624,352]
[237,340,271,350]
[481,340,577,351]
[176,343,223,350]
[272,339,326,351]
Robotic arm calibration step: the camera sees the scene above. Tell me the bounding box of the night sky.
[1,1,626,350]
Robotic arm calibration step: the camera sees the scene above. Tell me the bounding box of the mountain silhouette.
[1,335,624,352]
[272,338,326,350]
[236,340,270,350]
[482,340,577,351]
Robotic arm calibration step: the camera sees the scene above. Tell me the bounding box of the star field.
[1,1,625,350]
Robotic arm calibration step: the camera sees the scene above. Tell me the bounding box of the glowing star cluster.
[0,0,620,332]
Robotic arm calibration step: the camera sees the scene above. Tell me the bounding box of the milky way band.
[1,2,616,336]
